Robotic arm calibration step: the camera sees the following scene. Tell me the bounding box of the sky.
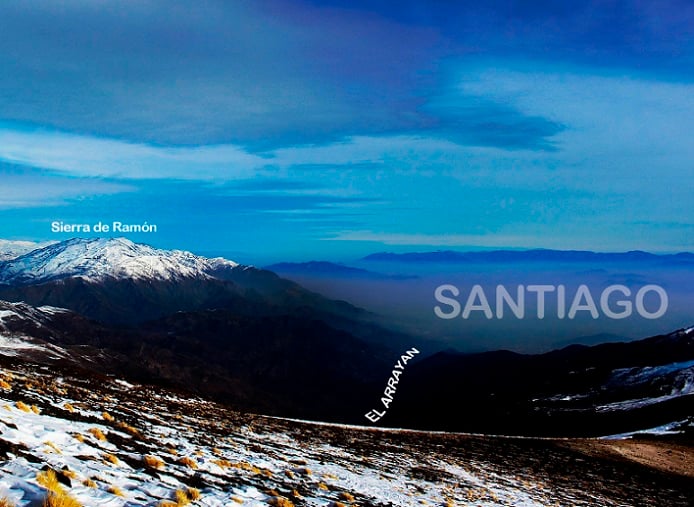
[0,0,692,263]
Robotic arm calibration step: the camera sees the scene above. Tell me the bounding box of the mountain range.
[362,249,694,264]
[0,237,692,436]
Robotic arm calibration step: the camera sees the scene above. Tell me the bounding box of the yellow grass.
[178,457,198,469]
[174,490,190,506]
[158,502,177,507]
[42,492,82,507]
[87,428,107,442]
[116,421,141,437]
[36,470,63,494]
[317,482,329,491]
[186,488,201,501]
[0,496,16,507]
[267,498,294,507]
[102,412,115,422]
[16,401,31,413]
[44,441,62,454]
[0,379,11,390]
[211,458,231,468]
[61,469,77,480]
[143,455,165,470]
[82,479,97,488]
[103,453,119,465]
[108,486,124,497]
[73,434,85,443]
[231,498,244,504]
[64,404,75,413]
[31,405,41,414]
[338,492,355,501]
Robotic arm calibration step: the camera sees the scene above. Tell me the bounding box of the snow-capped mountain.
[0,239,56,262]
[0,237,239,284]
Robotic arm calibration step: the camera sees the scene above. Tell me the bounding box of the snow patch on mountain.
[0,238,240,284]
[596,360,694,412]
[0,240,56,262]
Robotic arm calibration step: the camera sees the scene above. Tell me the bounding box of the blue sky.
[0,0,692,263]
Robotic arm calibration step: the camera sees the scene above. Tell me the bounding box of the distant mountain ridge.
[363,249,694,263]
[266,260,417,279]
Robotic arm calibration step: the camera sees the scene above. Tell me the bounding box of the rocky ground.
[0,356,691,507]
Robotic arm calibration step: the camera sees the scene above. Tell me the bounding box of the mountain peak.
[0,237,240,285]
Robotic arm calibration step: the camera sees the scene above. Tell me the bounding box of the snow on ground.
[0,361,622,507]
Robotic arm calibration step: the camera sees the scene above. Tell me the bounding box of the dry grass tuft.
[143,455,165,470]
[82,479,97,488]
[158,502,177,507]
[231,497,244,504]
[73,434,85,443]
[267,498,294,507]
[116,421,141,438]
[178,457,198,469]
[211,458,231,468]
[15,401,31,413]
[186,488,201,501]
[102,412,115,422]
[317,482,329,491]
[174,490,191,506]
[0,497,16,507]
[63,403,75,413]
[36,470,63,494]
[338,492,355,501]
[31,405,41,414]
[87,428,107,442]
[103,453,119,465]
[0,379,11,390]
[61,469,77,480]
[108,486,125,497]
[44,441,62,454]
[42,492,82,507]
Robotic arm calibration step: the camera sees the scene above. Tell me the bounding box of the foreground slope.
[0,353,692,506]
